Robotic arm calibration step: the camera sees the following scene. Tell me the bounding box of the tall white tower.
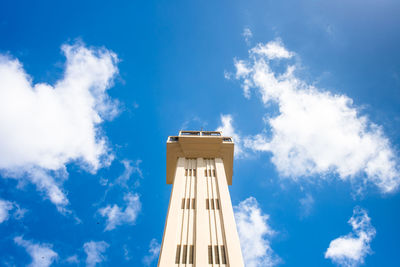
[158,131,244,267]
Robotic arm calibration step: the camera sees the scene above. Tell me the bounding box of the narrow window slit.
[211,199,215,210]
[181,198,185,209]
[208,245,213,264]
[214,245,220,264]
[182,245,188,264]
[175,245,181,264]
[221,245,227,264]
[189,245,194,264]
[192,198,195,209]
[206,199,209,210]
[186,199,190,209]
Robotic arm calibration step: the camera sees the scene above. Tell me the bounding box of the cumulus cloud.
[142,238,161,266]
[99,192,141,231]
[325,207,376,267]
[234,197,280,267]
[234,38,400,193]
[14,236,58,267]
[83,241,109,267]
[0,42,119,211]
[216,114,245,158]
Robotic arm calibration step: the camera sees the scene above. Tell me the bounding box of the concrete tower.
[158,131,244,267]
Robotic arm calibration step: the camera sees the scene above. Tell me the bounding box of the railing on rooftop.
[168,133,232,142]
[201,131,221,136]
[179,131,222,136]
[180,131,201,136]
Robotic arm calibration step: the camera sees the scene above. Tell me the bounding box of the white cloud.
[299,193,314,218]
[0,42,119,211]
[224,70,232,80]
[14,236,58,267]
[123,244,131,261]
[235,39,400,193]
[83,241,109,267]
[114,159,143,188]
[250,39,293,60]
[325,207,376,267]
[99,192,141,231]
[243,28,253,45]
[234,59,252,98]
[216,114,245,158]
[142,238,161,266]
[234,197,280,267]
[0,199,13,223]
[0,199,27,223]
[65,255,79,264]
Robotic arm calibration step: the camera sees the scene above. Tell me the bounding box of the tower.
[158,131,244,267]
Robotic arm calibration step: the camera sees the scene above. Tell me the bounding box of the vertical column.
[187,159,195,265]
[195,158,208,266]
[208,159,218,265]
[180,159,190,266]
[158,157,186,267]
[215,158,244,267]
[212,160,224,265]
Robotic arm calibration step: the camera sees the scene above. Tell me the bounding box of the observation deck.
[166,131,234,185]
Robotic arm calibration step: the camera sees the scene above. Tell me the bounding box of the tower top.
[166,130,234,185]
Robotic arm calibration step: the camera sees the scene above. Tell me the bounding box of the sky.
[0,0,400,266]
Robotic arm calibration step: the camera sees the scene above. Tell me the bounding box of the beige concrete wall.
[158,157,186,266]
[159,157,244,267]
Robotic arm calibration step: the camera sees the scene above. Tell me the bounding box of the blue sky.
[0,0,400,266]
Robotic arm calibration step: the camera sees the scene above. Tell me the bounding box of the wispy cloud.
[243,27,253,45]
[0,199,13,223]
[325,207,376,267]
[142,238,161,266]
[65,255,79,264]
[14,236,58,267]
[0,199,27,223]
[98,192,141,231]
[83,241,109,267]
[250,39,294,60]
[216,114,245,158]
[299,193,314,218]
[114,159,143,188]
[0,42,120,211]
[233,38,400,193]
[234,197,281,267]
